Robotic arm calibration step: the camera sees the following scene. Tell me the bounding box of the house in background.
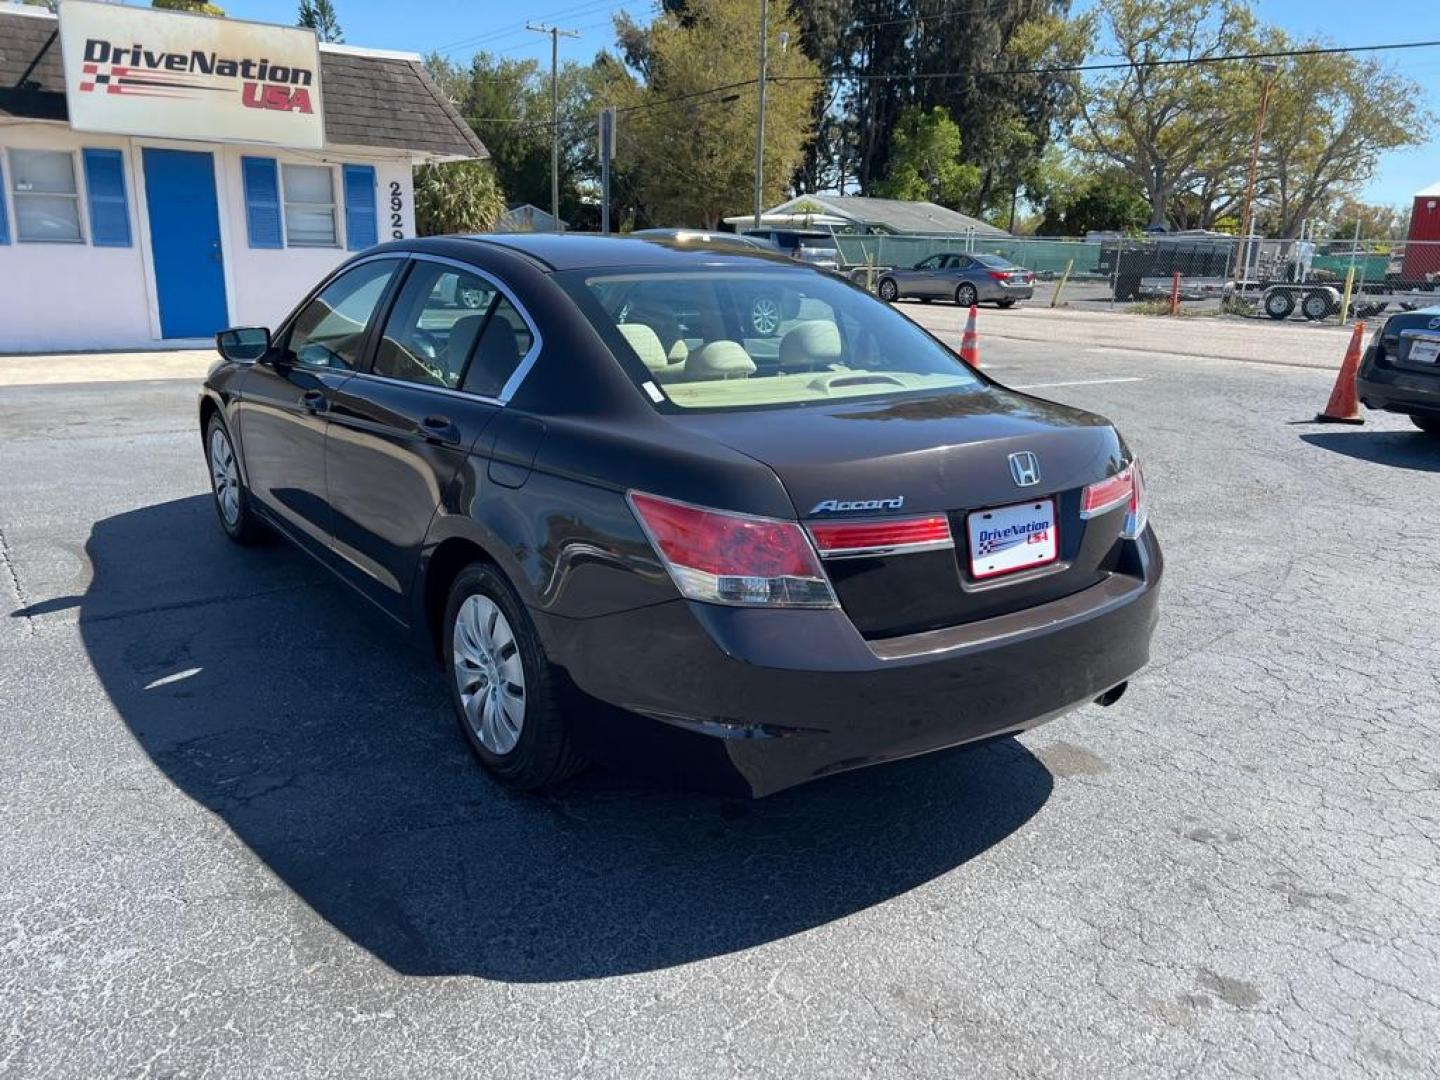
[0,1,485,353]
[724,195,1010,239]
[495,204,567,234]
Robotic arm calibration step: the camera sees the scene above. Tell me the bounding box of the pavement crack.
[0,524,36,637]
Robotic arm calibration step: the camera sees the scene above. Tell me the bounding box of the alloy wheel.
[750,295,782,336]
[208,427,241,527]
[956,283,978,307]
[878,279,898,302]
[452,594,527,755]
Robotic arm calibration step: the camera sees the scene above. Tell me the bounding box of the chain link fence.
[829,231,1440,323]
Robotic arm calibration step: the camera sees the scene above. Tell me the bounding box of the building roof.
[0,7,485,161]
[726,194,1009,237]
[1415,181,1440,199]
[496,204,569,233]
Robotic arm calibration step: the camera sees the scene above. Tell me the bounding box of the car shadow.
[79,496,1054,981]
[1300,429,1440,472]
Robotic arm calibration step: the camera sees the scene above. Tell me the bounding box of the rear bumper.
[982,283,1035,302]
[1358,348,1440,416]
[537,530,1163,797]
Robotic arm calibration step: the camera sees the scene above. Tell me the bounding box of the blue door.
[141,149,229,338]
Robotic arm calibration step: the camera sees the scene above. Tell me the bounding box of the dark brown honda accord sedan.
[199,234,1162,797]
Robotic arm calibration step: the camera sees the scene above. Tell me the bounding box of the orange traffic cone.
[959,304,981,368]
[1314,321,1366,425]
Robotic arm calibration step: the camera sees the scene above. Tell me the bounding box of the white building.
[0,1,485,353]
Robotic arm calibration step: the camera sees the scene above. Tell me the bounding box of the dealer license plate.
[967,499,1058,579]
[1408,336,1440,365]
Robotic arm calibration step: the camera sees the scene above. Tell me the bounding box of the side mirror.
[216,326,271,363]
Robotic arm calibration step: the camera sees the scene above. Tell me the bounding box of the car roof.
[441,232,797,272]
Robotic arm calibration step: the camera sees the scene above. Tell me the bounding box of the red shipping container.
[1403,182,1440,281]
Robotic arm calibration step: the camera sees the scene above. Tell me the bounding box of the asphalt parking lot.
[2,314,1438,1078]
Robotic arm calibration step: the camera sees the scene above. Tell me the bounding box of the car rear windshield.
[973,255,1015,269]
[559,269,984,411]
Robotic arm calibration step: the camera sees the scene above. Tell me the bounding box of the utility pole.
[527,23,579,232]
[598,106,616,235]
[752,0,769,230]
[1232,61,1279,283]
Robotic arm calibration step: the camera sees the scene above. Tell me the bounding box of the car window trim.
[340,253,541,407]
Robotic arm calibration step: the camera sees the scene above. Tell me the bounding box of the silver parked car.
[877,253,1035,308]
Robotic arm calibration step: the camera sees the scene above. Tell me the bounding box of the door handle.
[421,414,460,444]
[301,389,329,414]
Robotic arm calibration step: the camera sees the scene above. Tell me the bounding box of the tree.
[1256,33,1428,237]
[874,107,981,208]
[611,0,819,229]
[297,0,344,44]
[153,0,227,14]
[413,162,507,236]
[426,52,609,229]
[1074,0,1257,229]
[1031,151,1148,234]
[1327,197,1411,242]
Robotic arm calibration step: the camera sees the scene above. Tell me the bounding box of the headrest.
[685,340,756,381]
[778,320,843,370]
[617,322,670,373]
[446,314,489,367]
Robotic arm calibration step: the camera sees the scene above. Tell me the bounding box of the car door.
[324,257,538,620]
[236,257,403,557]
[907,254,946,298]
[944,256,979,298]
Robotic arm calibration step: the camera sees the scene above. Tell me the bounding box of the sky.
[84,0,1440,206]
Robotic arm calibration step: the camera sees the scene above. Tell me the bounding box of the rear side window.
[283,259,400,369]
[461,297,534,398]
[374,264,499,388]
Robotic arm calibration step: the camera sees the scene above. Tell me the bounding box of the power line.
[771,37,1440,85]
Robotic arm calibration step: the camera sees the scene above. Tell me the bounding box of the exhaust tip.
[1094,682,1128,707]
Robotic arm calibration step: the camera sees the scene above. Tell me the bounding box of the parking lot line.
[1007,377,1146,390]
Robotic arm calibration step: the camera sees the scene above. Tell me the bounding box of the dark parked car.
[877,253,1035,307]
[200,234,1162,797]
[1357,305,1440,436]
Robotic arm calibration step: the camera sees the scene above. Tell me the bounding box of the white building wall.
[0,121,417,354]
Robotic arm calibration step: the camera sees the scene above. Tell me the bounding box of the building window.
[281,163,337,248]
[8,149,83,243]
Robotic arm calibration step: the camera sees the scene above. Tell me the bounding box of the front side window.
[282,163,337,247]
[283,259,400,369]
[9,149,82,243]
[562,269,984,411]
[374,265,500,389]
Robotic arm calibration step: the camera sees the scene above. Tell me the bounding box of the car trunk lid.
[665,388,1134,639]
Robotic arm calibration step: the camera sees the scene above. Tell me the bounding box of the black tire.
[1264,289,1296,321]
[997,299,1017,309]
[204,414,268,545]
[443,562,586,791]
[877,278,899,303]
[1412,414,1440,438]
[955,282,979,308]
[1301,290,1333,321]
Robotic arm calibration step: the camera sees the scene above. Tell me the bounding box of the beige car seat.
[778,320,843,372]
[685,341,757,381]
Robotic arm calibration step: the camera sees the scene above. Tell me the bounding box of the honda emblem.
[1008,451,1041,487]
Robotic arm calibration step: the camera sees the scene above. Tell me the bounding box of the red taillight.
[1081,463,1148,539]
[628,491,837,607]
[809,515,952,557]
[988,270,1010,281]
